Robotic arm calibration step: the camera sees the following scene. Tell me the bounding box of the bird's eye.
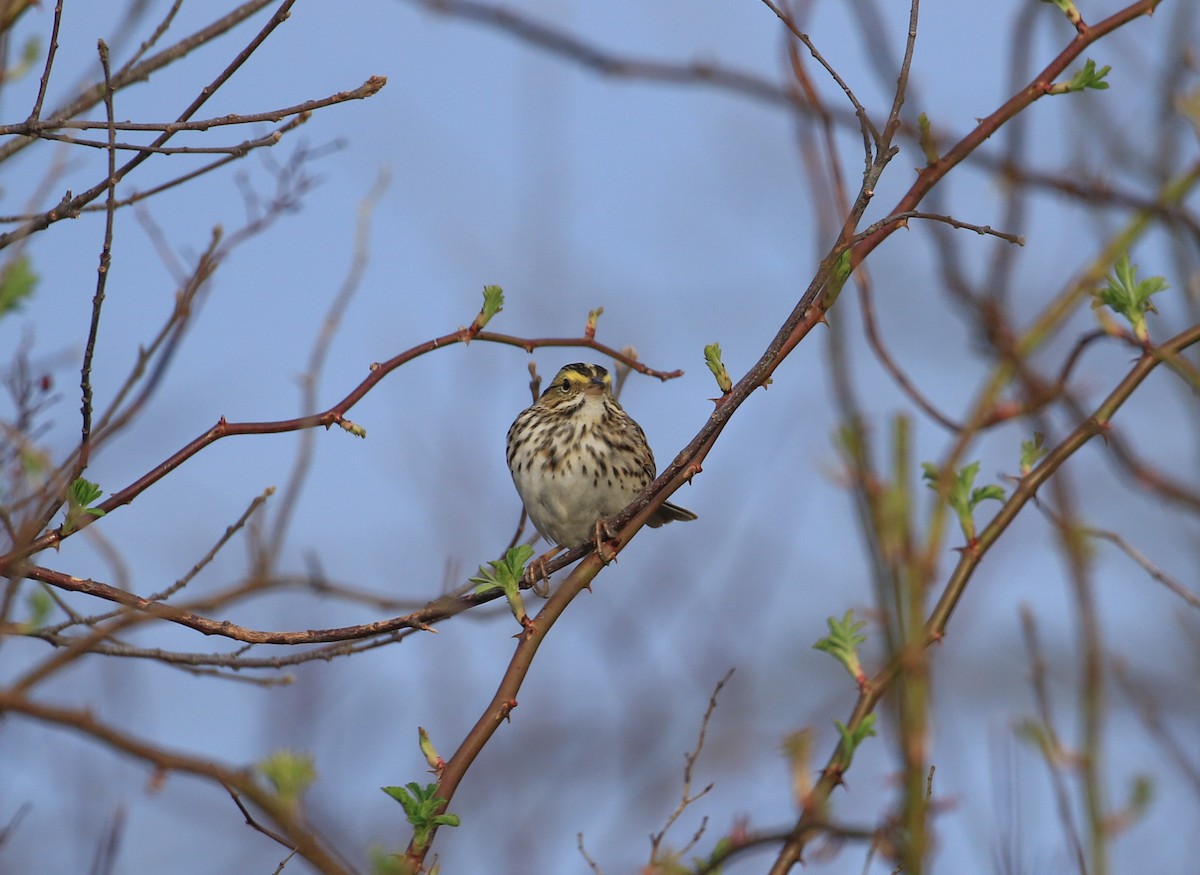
[559,379,571,392]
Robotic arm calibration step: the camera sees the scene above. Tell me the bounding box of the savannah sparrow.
[506,362,697,551]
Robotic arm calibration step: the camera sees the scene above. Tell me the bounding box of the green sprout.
[1041,0,1081,26]
[21,586,53,633]
[703,343,732,394]
[382,782,460,852]
[368,846,409,875]
[922,461,1006,545]
[917,112,939,164]
[418,726,445,775]
[1051,58,1111,94]
[833,714,877,767]
[585,306,604,340]
[1123,774,1154,827]
[339,418,367,439]
[823,249,853,309]
[1,35,43,82]
[1019,432,1048,476]
[62,478,106,535]
[813,610,868,688]
[0,254,37,319]
[1093,253,1168,342]
[257,750,317,814]
[470,544,533,625]
[694,837,733,874]
[469,285,505,334]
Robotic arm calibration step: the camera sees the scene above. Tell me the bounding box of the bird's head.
[540,362,612,407]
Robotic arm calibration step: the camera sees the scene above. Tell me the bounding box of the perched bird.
[506,362,696,555]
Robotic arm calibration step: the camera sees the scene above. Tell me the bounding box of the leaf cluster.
[381,782,460,851]
[1093,253,1168,341]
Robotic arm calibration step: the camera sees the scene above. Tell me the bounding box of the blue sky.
[2,2,1198,873]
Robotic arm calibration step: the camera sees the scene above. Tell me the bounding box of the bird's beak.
[584,378,607,395]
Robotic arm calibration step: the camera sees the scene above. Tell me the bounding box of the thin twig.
[0,692,351,875]
[649,668,734,862]
[1019,606,1089,875]
[1,77,386,137]
[0,327,683,567]
[26,0,64,122]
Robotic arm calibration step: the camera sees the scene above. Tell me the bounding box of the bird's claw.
[593,519,620,565]
[523,545,564,596]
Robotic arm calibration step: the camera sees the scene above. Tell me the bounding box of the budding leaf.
[418,726,445,774]
[1019,432,1047,476]
[922,461,1006,544]
[1053,58,1111,94]
[22,587,53,632]
[833,714,876,767]
[62,478,106,535]
[1041,0,1081,25]
[471,285,505,333]
[382,782,460,851]
[258,750,317,812]
[0,255,37,319]
[823,250,853,309]
[813,610,868,688]
[1093,254,1168,342]
[704,343,732,394]
[585,306,603,340]
[917,112,938,164]
[470,544,533,625]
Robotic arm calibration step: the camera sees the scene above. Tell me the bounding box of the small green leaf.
[1093,254,1168,341]
[0,254,37,319]
[823,250,853,308]
[382,782,459,851]
[368,846,408,875]
[19,36,40,69]
[62,478,106,535]
[916,112,938,164]
[1052,58,1111,94]
[1019,432,1047,476]
[418,726,444,773]
[833,714,876,767]
[695,836,733,873]
[585,306,603,340]
[813,610,868,687]
[339,418,368,438]
[703,343,732,394]
[470,285,505,333]
[69,478,103,507]
[381,783,419,810]
[21,586,53,632]
[258,750,317,810]
[971,483,1007,505]
[923,461,1006,544]
[470,544,533,625]
[1041,0,1081,23]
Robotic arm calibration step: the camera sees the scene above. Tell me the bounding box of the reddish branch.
[0,329,680,570]
[20,563,492,645]
[387,0,1175,869]
[0,691,352,875]
[1,78,385,137]
[1,2,1179,871]
[0,3,385,251]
